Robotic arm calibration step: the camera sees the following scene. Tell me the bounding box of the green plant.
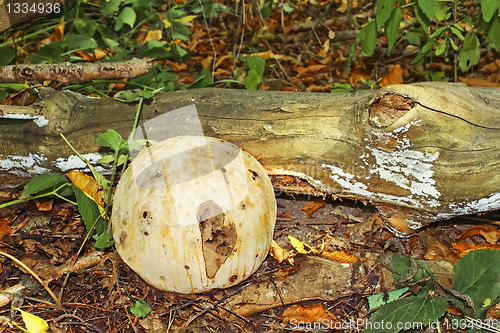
[364,250,500,333]
[350,0,500,76]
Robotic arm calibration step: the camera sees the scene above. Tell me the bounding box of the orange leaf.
[35,199,53,212]
[282,303,340,327]
[459,77,500,87]
[0,218,12,239]
[66,170,104,207]
[40,17,64,44]
[320,250,358,263]
[379,64,404,87]
[452,242,500,257]
[458,225,500,244]
[302,201,325,217]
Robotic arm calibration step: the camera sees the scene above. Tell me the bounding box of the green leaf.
[367,287,409,309]
[0,89,8,102]
[435,38,447,56]
[116,7,137,30]
[130,299,151,318]
[30,43,65,64]
[93,233,115,248]
[247,55,266,77]
[417,0,437,21]
[414,1,432,31]
[363,296,448,333]
[74,7,97,38]
[22,174,69,197]
[245,69,263,90]
[72,185,102,233]
[385,7,402,51]
[0,47,15,66]
[434,0,449,21]
[331,82,354,93]
[450,26,465,40]
[453,249,500,317]
[63,32,98,50]
[99,0,121,15]
[406,31,422,45]
[449,38,458,51]
[0,83,30,91]
[488,15,500,48]
[358,20,377,56]
[114,90,140,102]
[481,0,500,22]
[190,68,213,88]
[429,26,446,39]
[96,129,123,152]
[458,33,480,71]
[376,0,397,30]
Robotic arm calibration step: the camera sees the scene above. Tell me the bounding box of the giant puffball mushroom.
[112,136,277,294]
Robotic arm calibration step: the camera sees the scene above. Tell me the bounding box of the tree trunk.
[1,82,499,235]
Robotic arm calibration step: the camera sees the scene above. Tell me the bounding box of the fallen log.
[1,82,499,235]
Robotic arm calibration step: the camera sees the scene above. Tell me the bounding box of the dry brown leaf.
[379,64,404,87]
[459,77,500,87]
[320,250,358,263]
[296,64,329,77]
[424,239,460,263]
[66,170,104,207]
[282,303,340,328]
[337,0,358,12]
[452,242,500,257]
[486,303,500,320]
[458,225,500,244]
[269,240,294,265]
[302,201,325,217]
[35,198,53,211]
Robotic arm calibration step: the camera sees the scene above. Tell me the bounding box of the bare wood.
[0,59,154,83]
[1,82,499,235]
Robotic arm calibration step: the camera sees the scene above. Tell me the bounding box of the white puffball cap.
[112,136,276,293]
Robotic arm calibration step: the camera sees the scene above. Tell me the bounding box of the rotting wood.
[1,82,500,235]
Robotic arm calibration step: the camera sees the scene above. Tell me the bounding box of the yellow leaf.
[14,308,48,333]
[176,15,198,23]
[163,19,171,28]
[66,170,104,207]
[288,236,313,254]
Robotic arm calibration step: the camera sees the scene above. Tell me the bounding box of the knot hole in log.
[369,93,415,128]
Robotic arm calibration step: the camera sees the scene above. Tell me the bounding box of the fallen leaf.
[379,64,404,87]
[288,236,314,254]
[302,201,325,217]
[457,225,500,244]
[66,170,104,207]
[282,303,340,328]
[452,242,500,257]
[320,250,358,263]
[424,240,460,263]
[14,308,49,333]
[459,77,500,87]
[270,240,294,265]
[35,198,53,211]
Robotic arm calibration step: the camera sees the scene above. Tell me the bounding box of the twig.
[302,0,337,43]
[0,250,59,307]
